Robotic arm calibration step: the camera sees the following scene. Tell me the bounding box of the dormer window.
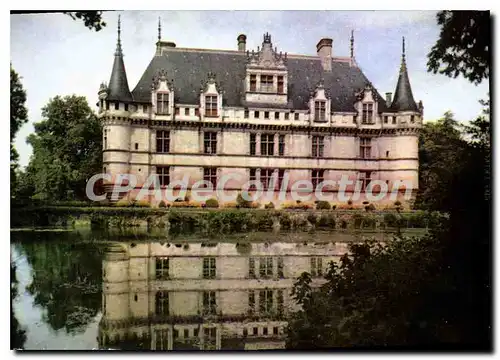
[314,101,326,122]
[277,76,284,94]
[362,103,374,124]
[156,93,169,115]
[260,75,273,93]
[250,75,257,92]
[205,95,218,117]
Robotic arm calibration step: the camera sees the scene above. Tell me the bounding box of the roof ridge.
[158,47,351,62]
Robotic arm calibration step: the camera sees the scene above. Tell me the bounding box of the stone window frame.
[202,257,216,279]
[312,136,324,158]
[155,257,170,279]
[203,131,217,154]
[202,291,217,315]
[155,291,169,316]
[156,130,170,153]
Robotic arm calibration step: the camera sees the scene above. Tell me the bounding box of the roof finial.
[401,36,406,70]
[158,17,161,42]
[115,14,122,56]
[350,29,354,58]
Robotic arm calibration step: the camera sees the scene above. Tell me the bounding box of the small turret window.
[106,101,110,110]
[410,115,415,123]
[124,104,129,111]
[114,102,119,110]
[392,116,397,124]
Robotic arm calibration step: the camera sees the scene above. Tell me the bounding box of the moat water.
[11,228,425,351]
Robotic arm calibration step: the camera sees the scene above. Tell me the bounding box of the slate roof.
[390,62,418,112]
[131,49,392,113]
[108,53,133,102]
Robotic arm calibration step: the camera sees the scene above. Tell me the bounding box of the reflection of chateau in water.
[98,240,349,350]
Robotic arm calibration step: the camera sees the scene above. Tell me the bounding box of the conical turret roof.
[390,37,418,112]
[107,15,133,102]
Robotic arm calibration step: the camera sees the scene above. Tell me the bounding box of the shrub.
[362,201,370,205]
[347,199,353,206]
[134,200,150,208]
[115,199,133,207]
[158,200,167,208]
[236,193,253,208]
[394,200,402,206]
[318,214,336,228]
[307,213,318,225]
[316,201,331,210]
[365,203,376,212]
[383,212,399,227]
[205,198,219,208]
[331,204,337,210]
[265,202,275,209]
[171,201,199,208]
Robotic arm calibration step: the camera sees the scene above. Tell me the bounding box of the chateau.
[98,238,349,350]
[97,17,423,207]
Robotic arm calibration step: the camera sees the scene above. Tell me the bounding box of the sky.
[10,10,490,168]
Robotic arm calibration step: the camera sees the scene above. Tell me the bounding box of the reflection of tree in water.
[11,262,26,349]
[20,239,103,334]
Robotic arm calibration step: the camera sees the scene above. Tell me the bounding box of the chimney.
[156,40,176,55]
[316,38,333,71]
[385,92,393,107]
[237,34,247,52]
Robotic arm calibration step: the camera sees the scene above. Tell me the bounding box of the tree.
[415,111,468,211]
[11,262,27,349]
[16,236,103,334]
[64,11,107,32]
[10,67,28,195]
[20,95,102,201]
[427,11,490,85]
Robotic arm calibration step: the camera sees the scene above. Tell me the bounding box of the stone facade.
[98,20,422,207]
[98,241,347,350]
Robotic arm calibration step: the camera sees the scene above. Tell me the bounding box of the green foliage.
[158,200,167,208]
[11,262,26,349]
[287,236,444,348]
[415,112,468,211]
[316,201,331,210]
[318,214,336,229]
[365,203,376,212]
[64,11,106,31]
[17,239,103,334]
[236,193,252,208]
[10,67,29,195]
[205,198,219,208]
[17,95,102,202]
[427,11,490,85]
[264,202,275,209]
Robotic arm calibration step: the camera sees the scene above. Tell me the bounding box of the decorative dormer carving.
[309,79,331,123]
[244,33,289,105]
[201,71,223,94]
[151,69,174,91]
[247,33,287,69]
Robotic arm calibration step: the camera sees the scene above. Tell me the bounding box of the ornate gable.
[151,69,174,92]
[247,33,287,70]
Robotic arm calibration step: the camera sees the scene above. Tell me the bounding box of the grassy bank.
[11,205,445,235]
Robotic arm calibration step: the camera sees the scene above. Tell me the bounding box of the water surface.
[11,229,422,350]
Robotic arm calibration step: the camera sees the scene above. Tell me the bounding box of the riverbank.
[11,205,444,234]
